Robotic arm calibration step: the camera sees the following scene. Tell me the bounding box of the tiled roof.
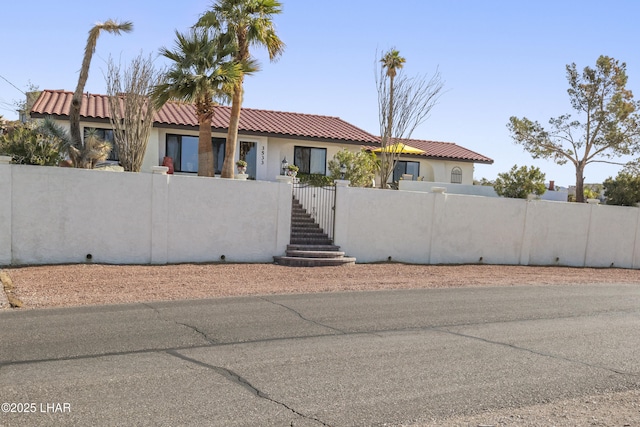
[383,138,493,164]
[31,90,379,144]
[31,90,493,164]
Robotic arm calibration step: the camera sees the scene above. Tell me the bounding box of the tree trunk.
[198,114,214,177]
[575,166,585,203]
[222,81,244,179]
[378,74,395,189]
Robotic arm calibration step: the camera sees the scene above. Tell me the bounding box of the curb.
[0,270,23,309]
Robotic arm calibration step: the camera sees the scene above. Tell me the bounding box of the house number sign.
[261,145,265,165]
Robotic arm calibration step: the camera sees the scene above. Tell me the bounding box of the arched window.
[451,167,462,184]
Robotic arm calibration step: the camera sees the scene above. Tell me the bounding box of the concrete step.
[291,224,322,233]
[287,244,341,251]
[286,250,346,258]
[291,231,330,238]
[273,256,356,267]
[292,215,315,222]
[291,227,325,234]
[290,237,334,245]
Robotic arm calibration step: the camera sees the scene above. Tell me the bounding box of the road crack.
[434,327,640,377]
[142,303,217,344]
[166,350,331,426]
[259,297,346,335]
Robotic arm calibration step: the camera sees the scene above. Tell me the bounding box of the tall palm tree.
[196,0,285,178]
[380,49,405,146]
[152,29,251,177]
[69,20,133,167]
[379,49,406,188]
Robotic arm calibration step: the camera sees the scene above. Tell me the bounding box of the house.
[30,89,493,183]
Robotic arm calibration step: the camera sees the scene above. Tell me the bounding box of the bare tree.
[376,49,444,188]
[106,53,161,172]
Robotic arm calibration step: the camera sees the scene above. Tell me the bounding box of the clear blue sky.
[2,0,639,186]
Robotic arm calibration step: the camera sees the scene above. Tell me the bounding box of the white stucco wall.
[1,163,290,266]
[333,185,640,269]
[0,157,12,265]
[399,180,569,202]
[4,162,640,269]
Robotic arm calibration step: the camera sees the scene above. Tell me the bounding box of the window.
[393,161,420,182]
[166,134,225,173]
[84,128,117,161]
[294,146,326,175]
[451,167,462,184]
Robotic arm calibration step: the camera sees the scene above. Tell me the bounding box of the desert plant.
[69,20,133,166]
[0,121,63,166]
[106,52,162,172]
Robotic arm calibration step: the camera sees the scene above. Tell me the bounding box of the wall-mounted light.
[281,157,288,176]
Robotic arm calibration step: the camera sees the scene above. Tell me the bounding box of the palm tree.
[69,20,133,167]
[378,49,406,188]
[152,29,250,177]
[380,49,405,146]
[196,0,285,178]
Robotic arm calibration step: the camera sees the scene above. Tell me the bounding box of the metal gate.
[292,182,336,241]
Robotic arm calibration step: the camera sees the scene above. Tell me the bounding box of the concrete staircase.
[274,198,356,267]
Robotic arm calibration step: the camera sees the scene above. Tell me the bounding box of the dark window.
[294,146,326,175]
[451,167,462,184]
[166,134,225,173]
[84,128,117,161]
[393,161,420,182]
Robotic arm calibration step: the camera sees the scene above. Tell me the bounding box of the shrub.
[0,121,63,166]
[494,165,546,199]
[328,149,378,187]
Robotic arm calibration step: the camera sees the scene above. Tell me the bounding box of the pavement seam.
[433,326,640,377]
[165,349,331,426]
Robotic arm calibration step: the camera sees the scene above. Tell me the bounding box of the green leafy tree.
[69,20,133,168]
[328,149,378,187]
[0,120,63,166]
[603,172,640,206]
[474,177,495,186]
[196,0,285,179]
[508,56,640,202]
[493,165,547,199]
[152,29,249,177]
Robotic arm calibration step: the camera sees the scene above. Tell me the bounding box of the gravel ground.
[1,262,640,425]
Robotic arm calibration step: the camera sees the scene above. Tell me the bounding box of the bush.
[328,149,378,187]
[494,165,546,199]
[0,121,63,166]
[603,172,640,206]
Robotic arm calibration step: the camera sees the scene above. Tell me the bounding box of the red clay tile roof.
[31,90,378,144]
[31,90,493,164]
[364,139,494,164]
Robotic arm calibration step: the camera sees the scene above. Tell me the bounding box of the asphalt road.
[1,284,639,426]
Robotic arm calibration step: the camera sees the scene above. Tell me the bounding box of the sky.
[2,0,640,187]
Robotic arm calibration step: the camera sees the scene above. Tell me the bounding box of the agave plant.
[40,117,112,168]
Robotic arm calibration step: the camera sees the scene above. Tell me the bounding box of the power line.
[0,74,25,95]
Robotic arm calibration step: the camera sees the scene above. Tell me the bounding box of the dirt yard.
[2,262,639,426]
